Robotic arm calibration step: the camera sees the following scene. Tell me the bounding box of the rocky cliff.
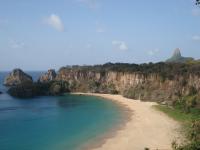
[38,69,56,83]
[55,63,200,103]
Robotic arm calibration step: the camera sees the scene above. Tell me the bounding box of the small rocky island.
[5,69,69,98]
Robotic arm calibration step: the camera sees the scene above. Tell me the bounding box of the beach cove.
[74,93,182,150]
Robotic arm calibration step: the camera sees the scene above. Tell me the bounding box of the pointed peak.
[166,48,194,63]
[172,48,181,58]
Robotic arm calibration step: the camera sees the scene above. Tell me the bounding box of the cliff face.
[38,69,56,83]
[55,68,200,102]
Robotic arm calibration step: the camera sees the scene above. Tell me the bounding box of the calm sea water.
[0,72,124,150]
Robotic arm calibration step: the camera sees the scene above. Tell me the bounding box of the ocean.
[0,72,125,150]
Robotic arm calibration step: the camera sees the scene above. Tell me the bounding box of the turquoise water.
[0,72,125,150]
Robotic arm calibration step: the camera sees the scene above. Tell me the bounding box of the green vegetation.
[60,62,200,81]
[155,105,200,122]
[8,81,70,98]
[155,95,200,150]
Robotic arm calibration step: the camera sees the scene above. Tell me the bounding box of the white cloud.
[192,8,200,16]
[147,49,160,56]
[45,14,64,32]
[192,35,200,41]
[10,40,25,49]
[112,41,128,51]
[78,0,100,9]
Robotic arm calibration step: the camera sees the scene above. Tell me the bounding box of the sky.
[0,0,200,71]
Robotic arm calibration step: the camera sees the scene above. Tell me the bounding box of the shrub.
[189,120,200,142]
[188,86,198,96]
[172,120,200,150]
[175,96,197,113]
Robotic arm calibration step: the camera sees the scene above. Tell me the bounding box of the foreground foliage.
[155,96,200,150]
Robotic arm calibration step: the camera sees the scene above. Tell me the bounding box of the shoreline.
[73,93,182,150]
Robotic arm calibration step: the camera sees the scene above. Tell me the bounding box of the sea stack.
[4,69,33,86]
[38,69,57,83]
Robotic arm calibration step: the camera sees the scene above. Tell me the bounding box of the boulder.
[38,69,56,83]
[4,69,33,86]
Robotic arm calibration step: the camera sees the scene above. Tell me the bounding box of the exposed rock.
[38,69,56,83]
[4,69,33,86]
[0,91,2,94]
[172,48,182,58]
[166,48,194,63]
[56,64,200,104]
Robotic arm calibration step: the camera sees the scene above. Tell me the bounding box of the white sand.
[73,93,182,150]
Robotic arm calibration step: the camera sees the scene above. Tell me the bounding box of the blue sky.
[0,0,200,71]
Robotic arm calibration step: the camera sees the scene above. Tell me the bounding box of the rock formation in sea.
[5,68,69,98]
[38,69,56,83]
[166,48,194,63]
[4,69,33,86]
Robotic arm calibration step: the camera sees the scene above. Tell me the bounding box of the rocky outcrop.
[166,48,194,63]
[4,69,33,86]
[38,69,56,83]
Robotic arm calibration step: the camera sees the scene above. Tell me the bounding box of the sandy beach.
[73,93,182,150]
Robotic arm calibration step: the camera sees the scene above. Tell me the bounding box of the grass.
[154,104,200,149]
[154,105,200,123]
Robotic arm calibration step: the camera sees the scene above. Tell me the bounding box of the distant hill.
[166,48,194,63]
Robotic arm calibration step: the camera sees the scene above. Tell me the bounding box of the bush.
[172,120,200,150]
[175,96,197,113]
[188,86,198,96]
[189,120,200,142]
